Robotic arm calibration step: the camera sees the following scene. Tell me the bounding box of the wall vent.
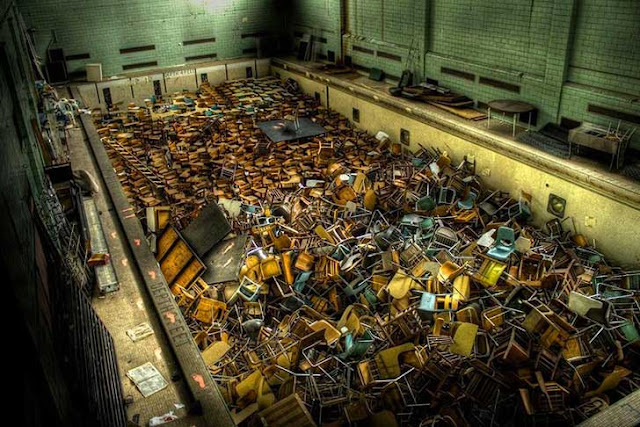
[66,53,90,61]
[185,53,217,62]
[120,45,155,54]
[441,67,474,81]
[353,45,374,55]
[377,51,401,62]
[122,61,158,70]
[587,104,640,125]
[241,31,269,39]
[183,37,216,46]
[353,63,371,73]
[67,70,87,80]
[153,80,162,97]
[102,87,112,107]
[479,76,520,93]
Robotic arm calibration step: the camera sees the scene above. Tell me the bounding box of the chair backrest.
[496,226,515,245]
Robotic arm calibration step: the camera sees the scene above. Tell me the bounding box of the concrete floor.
[67,125,205,427]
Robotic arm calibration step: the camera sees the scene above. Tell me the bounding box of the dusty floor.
[67,124,205,427]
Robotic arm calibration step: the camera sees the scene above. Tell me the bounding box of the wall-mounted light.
[400,128,410,146]
[352,108,360,123]
[547,193,566,218]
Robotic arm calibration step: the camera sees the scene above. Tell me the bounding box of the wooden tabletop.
[488,99,536,114]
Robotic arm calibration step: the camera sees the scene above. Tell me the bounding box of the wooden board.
[156,226,205,287]
[429,102,487,120]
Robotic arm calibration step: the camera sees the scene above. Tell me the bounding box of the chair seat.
[487,246,513,261]
[457,192,478,210]
[487,226,516,260]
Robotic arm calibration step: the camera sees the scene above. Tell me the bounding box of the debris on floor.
[82,196,119,294]
[126,322,155,342]
[126,362,168,398]
[96,77,640,426]
[148,411,178,426]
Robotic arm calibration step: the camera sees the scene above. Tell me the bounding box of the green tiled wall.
[429,0,553,77]
[289,0,640,146]
[19,0,284,77]
[562,0,640,136]
[344,0,425,80]
[569,0,640,82]
[20,0,640,145]
[288,0,342,60]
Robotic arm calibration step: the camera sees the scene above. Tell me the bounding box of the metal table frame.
[486,100,536,138]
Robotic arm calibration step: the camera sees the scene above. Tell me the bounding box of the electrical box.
[86,63,103,82]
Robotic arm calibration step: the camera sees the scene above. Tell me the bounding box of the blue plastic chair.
[487,226,516,261]
[338,330,374,360]
[457,191,477,210]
